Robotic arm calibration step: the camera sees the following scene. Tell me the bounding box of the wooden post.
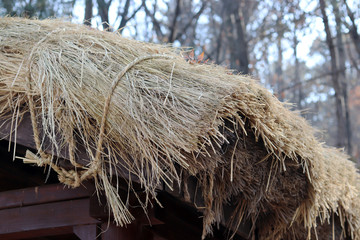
[101,222,141,240]
[73,224,99,240]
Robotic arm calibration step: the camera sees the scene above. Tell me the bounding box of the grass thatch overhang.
[0,18,359,239]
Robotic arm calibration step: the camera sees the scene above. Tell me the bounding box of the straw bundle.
[0,18,359,239]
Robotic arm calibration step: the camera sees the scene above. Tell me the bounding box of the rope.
[24,40,174,188]
[79,54,174,182]
[24,29,83,186]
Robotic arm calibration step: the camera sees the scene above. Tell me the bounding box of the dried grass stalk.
[0,18,359,239]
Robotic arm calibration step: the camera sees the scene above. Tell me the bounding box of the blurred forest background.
[1,0,360,165]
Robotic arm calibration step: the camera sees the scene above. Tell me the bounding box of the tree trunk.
[213,3,225,64]
[168,0,181,43]
[319,0,346,149]
[97,0,111,30]
[293,32,303,112]
[223,0,249,74]
[234,6,249,74]
[3,0,14,15]
[332,0,352,154]
[343,0,360,58]
[84,0,93,26]
[275,18,284,101]
[24,0,36,18]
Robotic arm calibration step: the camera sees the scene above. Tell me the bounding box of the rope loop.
[24,43,174,188]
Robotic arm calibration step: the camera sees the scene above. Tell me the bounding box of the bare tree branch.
[280,67,351,93]
[142,0,164,40]
[117,0,143,32]
[173,0,207,42]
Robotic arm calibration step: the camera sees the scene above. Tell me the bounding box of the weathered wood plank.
[0,199,100,235]
[0,183,94,210]
[0,226,74,240]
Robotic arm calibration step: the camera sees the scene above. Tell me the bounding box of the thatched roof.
[0,18,359,239]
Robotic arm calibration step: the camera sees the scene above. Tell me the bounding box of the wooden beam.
[0,114,248,239]
[0,113,138,181]
[153,192,205,240]
[73,224,99,240]
[0,199,100,237]
[0,183,94,210]
[0,226,74,240]
[89,188,164,226]
[100,222,145,240]
[0,113,91,166]
[0,141,57,190]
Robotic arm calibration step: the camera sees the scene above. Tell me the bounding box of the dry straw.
[0,18,359,239]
